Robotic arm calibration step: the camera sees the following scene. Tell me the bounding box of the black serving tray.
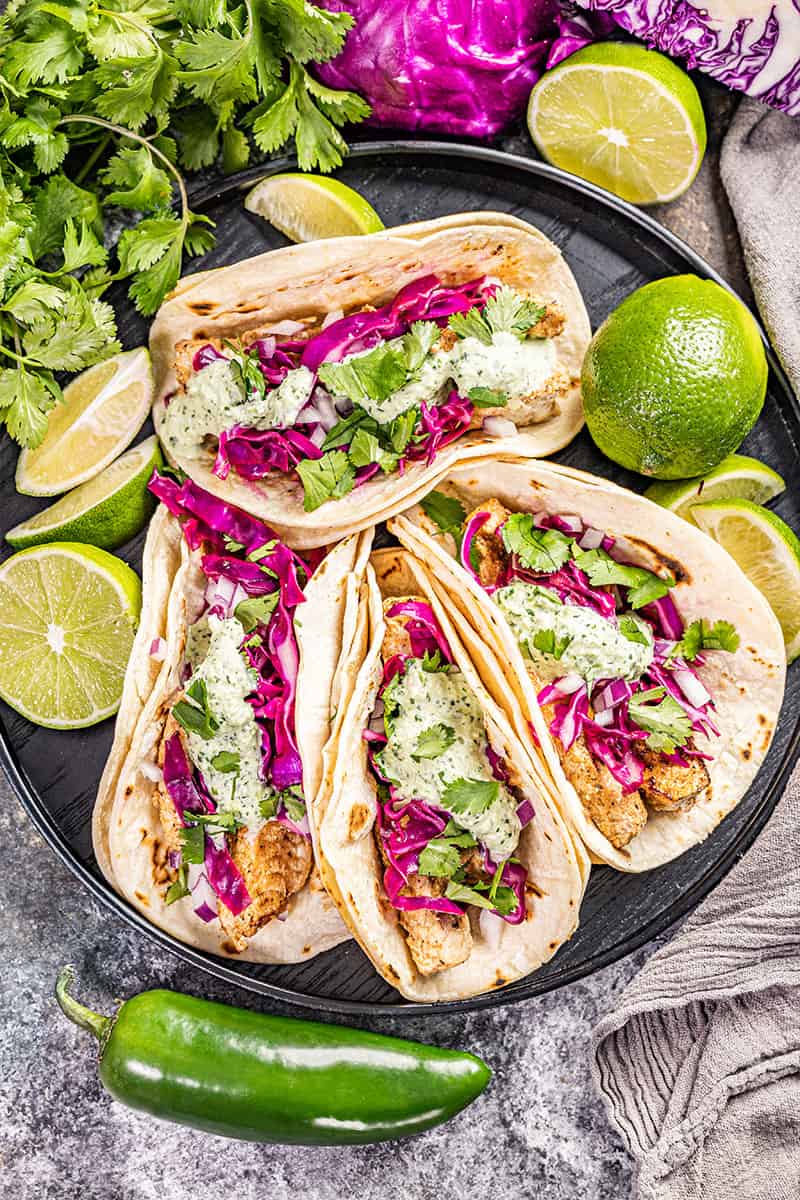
[2,142,798,1014]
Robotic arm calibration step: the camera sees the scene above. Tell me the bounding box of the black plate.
[2,143,798,1015]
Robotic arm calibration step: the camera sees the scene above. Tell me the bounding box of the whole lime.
[581,276,767,479]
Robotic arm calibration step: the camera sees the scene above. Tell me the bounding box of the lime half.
[528,44,706,205]
[645,454,785,523]
[0,543,141,727]
[7,436,163,551]
[245,173,384,242]
[691,498,800,662]
[16,347,153,497]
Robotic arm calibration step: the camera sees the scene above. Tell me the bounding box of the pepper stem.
[56,966,112,1043]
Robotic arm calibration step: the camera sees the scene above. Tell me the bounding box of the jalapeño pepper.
[56,967,491,1144]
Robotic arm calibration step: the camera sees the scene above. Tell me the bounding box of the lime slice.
[527,44,707,205]
[691,498,800,662]
[645,454,785,523]
[0,543,141,727]
[244,173,384,242]
[6,436,163,552]
[16,348,153,497]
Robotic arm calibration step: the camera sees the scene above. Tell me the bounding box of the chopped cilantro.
[412,723,455,760]
[468,386,508,408]
[165,863,190,905]
[444,879,497,911]
[448,286,545,346]
[211,750,240,774]
[417,839,463,878]
[234,592,279,633]
[281,789,306,823]
[259,794,280,821]
[172,677,218,740]
[318,342,407,405]
[571,545,673,609]
[442,778,499,817]
[532,628,572,659]
[296,449,355,512]
[619,615,651,646]
[421,649,449,673]
[677,619,740,660]
[388,407,418,454]
[322,405,377,451]
[403,321,440,374]
[420,490,467,538]
[501,513,573,573]
[627,686,693,754]
[348,428,398,474]
[179,822,205,865]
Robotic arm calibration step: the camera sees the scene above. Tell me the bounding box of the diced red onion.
[268,319,305,336]
[321,308,344,329]
[482,415,517,438]
[253,335,276,359]
[578,526,605,550]
[594,678,634,712]
[557,514,583,534]
[554,673,585,696]
[592,708,614,728]
[140,759,164,783]
[672,668,711,709]
[149,637,167,661]
[309,425,326,448]
[516,798,535,827]
[193,901,217,923]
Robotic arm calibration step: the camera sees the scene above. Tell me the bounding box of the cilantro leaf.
[442,778,499,817]
[59,218,107,273]
[412,724,455,760]
[421,649,448,673]
[0,367,59,448]
[322,405,377,451]
[172,678,219,740]
[571,545,673,609]
[99,145,173,211]
[501,514,572,573]
[165,863,190,905]
[259,794,279,821]
[418,839,463,878]
[444,879,497,911]
[318,341,408,405]
[627,686,693,754]
[468,386,508,408]
[21,291,120,371]
[281,788,306,823]
[404,321,440,374]
[420,490,466,538]
[234,592,279,633]
[677,619,740,659]
[532,628,572,659]
[619,615,651,646]
[448,306,492,345]
[211,750,240,774]
[388,407,418,454]
[348,428,397,474]
[296,449,355,512]
[180,822,206,865]
[483,286,545,340]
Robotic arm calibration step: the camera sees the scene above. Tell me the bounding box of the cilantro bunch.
[0,0,369,448]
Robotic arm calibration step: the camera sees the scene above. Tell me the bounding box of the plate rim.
[3,139,798,1016]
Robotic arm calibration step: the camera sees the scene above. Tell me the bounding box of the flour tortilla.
[313,547,588,1002]
[390,458,787,871]
[151,213,591,550]
[92,509,357,962]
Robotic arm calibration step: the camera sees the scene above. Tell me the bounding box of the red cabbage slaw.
[150,472,314,921]
[366,599,529,924]
[188,275,495,491]
[469,508,723,792]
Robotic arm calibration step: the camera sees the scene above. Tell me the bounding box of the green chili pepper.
[56,967,491,1144]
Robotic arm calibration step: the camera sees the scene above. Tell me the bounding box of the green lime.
[691,498,800,662]
[0,542,141,728]
[16,348,153,497]
[645,454,785,523]
[244,173,384,242]
[7,436,163,551]
[582,275,767,479]
[527,44,706,205]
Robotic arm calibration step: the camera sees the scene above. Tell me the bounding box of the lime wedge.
[16,347,153,497]
[527,44,706,205]
[0,543,141,727]
[691,498,800,661]
[6,436,163,551]
[645,454,785,523]
[245,173,384,242]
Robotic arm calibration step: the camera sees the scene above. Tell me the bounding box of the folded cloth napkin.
[592,98,800,1200]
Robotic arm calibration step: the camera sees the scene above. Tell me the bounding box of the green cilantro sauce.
[449,331,556,403]
[495,581,654,687]
[185,614,270,828]
[161,359,314,458]
[378,658,520,858]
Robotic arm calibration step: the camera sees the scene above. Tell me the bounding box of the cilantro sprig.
[448,286,545,346]
[627,686,693,754]
[0,0,370,448]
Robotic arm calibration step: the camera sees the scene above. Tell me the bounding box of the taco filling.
[440,497,742,851]
[159,276,569,513]
[365,596,535,976]
[145,471,320,950]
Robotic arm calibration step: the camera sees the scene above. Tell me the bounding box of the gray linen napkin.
[592,98,800,1200]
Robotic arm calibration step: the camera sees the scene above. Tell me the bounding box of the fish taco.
[93,471,364,961]
[391,459,786,871]
[151,213,591,549]
[311,545,588,1002]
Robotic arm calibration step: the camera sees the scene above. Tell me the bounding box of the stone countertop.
[1,84,744,1200]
